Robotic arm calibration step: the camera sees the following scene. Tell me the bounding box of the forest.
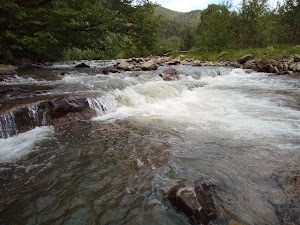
[0,0,299,62]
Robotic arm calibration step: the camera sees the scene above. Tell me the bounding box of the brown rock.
[117,61,135,71]
[141,60,158,71]
[74,62,90,68]
[238,54,255,64]
[159,67,179,81]
[167,178,218,225]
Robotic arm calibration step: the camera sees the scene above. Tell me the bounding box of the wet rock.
[294,54,300,63]
[218,52,228,59]
[117,60,135,71]
[167,178,218,225]
[74,62,90,68]
[238,54,255,64]
[243,59,256,70]
[159,66,179,81]
[103,66,120,74]
[49,97,95,126]
[264,64,279,74]
[0,70,18,75]
[166,58,181,65]
[272,170,300,224]
[141,60,158,71]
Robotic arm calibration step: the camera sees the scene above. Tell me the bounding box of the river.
[0,62,299,225]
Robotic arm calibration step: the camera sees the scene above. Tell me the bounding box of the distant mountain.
[155,6,201,23]
[155,6,184,20]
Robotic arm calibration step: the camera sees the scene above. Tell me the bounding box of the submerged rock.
[167,178,218,224]
[74,62,90,68]
[160,66,179,81]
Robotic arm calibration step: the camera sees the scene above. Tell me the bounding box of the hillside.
[155,6,201,22]
[155,6,184,20]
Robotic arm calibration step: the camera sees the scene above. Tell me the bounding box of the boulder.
[159,67,179,81]
[218,52,228,59]
[238,54,255,64]
[166,58,181,65]
[75,62,90,68]
[167,178,218,224]
[117,61,135,71]
[264,64,279,74]
[103,66,120,74]
[141,60,158,71]
[0,70,18,75]
[49,97,95,121]
[294,54,300,63]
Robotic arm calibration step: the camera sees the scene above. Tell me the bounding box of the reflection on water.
[0,64,300,224]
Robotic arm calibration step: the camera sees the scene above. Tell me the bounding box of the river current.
[0,63,299,224]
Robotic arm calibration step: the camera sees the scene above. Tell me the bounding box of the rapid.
[0,63,299,225]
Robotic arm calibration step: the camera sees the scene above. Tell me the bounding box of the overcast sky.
[154,0,279,12]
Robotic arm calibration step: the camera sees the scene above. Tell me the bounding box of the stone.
[264,64,279,74]
[238,54,255,64]
[141,60,158,71]
[243,59,256,70]
[117,61,135,71]
[294,54,300,63]
[218,52,228,59]
[159,67,179,81]
[167,178,218,225]
[74,62,90,68]
[102,66,120,74]
[0,70,18,75]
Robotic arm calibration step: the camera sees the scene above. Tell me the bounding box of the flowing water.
[0,63,300,225]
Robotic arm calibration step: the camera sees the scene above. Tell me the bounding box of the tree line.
[157,0,300,54]
[0,0,299,62]
[0,0,159,62]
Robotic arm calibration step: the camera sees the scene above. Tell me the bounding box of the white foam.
[93,69,300,148]
[0,126,55,163]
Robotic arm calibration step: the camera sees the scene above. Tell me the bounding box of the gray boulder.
[141,60,158,71]
[159,67,179,81]
[238,54,255,64]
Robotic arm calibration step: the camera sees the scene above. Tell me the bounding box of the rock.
[295,63,300,72]
[243,59,256,70]
[238,54,255,64]
[117,61,135,71]
[229,220,244,225]
[218,52,228,59]
[49,97,94,121]
[141,60,158,71]
[166,58,181,65]
[0,70,18,75]
[264,64,279,74]
[103,66,120,74]
[75,62,90,68]
[167,178,218,225]
[294,55,300,63]
[289,63,297,71]
[159,67,179,81]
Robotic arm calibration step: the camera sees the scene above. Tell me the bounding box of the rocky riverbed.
[0,60,299,224]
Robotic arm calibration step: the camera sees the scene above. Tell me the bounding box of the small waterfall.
[87,96,116,116]
[27,105,39,128]
[0,114,18,139]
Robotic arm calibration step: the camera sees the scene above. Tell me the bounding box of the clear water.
[0,64,300,225]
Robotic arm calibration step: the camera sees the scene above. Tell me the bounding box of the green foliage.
[186,45,300,61]
[0,0,159,62]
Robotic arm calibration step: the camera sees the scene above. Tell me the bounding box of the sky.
[154,0,279,12]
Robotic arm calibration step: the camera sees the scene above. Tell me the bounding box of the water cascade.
[0,63,299,225]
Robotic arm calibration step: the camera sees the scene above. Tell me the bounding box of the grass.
[184,45,300,61]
